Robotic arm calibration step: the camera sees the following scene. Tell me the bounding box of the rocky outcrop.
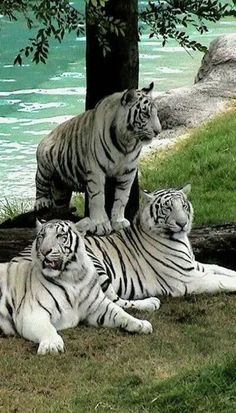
[153,34,236,132]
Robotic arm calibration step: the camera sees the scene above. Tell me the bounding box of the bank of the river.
[0,9,236,200]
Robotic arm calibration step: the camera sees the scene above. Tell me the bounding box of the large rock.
[154,34,236,131]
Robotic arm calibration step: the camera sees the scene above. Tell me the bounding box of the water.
[0,5,235,202]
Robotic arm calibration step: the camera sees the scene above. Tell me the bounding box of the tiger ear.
[36,218,46,232]
[121,88,137,106]
[140,189,154,204]
[180,183,191,196]
[141,82,154,94]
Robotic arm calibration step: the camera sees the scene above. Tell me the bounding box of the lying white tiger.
[0,220,153,355]
[82,184,236,302]
[14,185,236,312]
[34,82,162,235]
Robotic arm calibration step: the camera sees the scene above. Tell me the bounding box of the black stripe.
[110,122,125,153]
[37,299,52,317]
[6,300,13,317]
[43,276,73,307]
[41,282,62,314]
[98,302,110,326]
[100,137,115,163]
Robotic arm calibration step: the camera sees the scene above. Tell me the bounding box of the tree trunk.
[85,0,140,221]
[85,0,139,109]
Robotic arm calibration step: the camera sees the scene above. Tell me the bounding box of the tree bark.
[85,0,139,109]
[85,0,140,221]
[0,223,236,269]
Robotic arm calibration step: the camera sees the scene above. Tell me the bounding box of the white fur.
[35,84,161,235]
[83,186,236,302]
[0,220,153,355]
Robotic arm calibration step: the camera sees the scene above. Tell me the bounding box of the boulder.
[153,34,236,131]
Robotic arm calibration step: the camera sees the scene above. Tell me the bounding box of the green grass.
[140,107,236,226]
[1,108,236,412]
[0,198,33,223]
[1,294,236,412]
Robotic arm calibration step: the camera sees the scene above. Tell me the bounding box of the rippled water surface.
[0,3,236,201]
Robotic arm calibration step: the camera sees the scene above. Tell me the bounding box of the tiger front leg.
[77,172,111,235]
[111,170,137,232]
[100,273,161,312]
[19,308,64,355]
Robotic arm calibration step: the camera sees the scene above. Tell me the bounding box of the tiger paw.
[37,334,64,355]
[111,218,130,232]
[95,220,112,236]
[132,297,161,312]
[76,218,111,236]
[139,320,153,334]
[34,197,52,211]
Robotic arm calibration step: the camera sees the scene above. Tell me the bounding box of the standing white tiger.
[34,82,161,235]
[0,220,152,355]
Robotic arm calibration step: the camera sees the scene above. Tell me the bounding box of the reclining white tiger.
[83,184,236,302]
[34,82,162,236]
[0,220,153,355]
[13,185,236,312]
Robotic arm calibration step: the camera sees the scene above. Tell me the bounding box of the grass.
[1,294,236,412]
[0,108,236,412]
[0,198,33,223]
[140,106,236,226]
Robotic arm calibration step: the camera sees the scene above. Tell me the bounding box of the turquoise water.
[0,6,236,201]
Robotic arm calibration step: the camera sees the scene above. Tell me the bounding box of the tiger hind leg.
[87,296,153,334]
[51,176,72,209]
[35,164,53,210]
[99,273,161,312]
[187,271,236,295]
[114,296,161,312]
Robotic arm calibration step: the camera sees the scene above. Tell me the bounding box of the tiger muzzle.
[43,257,63,271]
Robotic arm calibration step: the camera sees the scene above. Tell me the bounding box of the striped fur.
[14,186,236,313]
[34,83,162,236]
[82,184,236,302]
[0,220,153,354]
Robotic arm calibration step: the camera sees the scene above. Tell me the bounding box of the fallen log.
[0,222,236,268]
[190,222,236,270]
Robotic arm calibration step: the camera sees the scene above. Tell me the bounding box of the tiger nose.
[41,247,52,257]
[176,221,187,229]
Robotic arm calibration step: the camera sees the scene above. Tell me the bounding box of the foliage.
[139,0,236,52]
[0,0,235,64]
[1,0,85,65]
[0,0,126,64]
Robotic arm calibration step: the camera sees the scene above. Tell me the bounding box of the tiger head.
[96,82,161,151]
[139,184,193,235]
[31,219,85,278]
[120,82,161,144]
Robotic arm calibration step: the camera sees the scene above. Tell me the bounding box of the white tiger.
[34,82,162,236]
[82,184,236,302]
[15,185,236,312]
[0,220,153,355]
